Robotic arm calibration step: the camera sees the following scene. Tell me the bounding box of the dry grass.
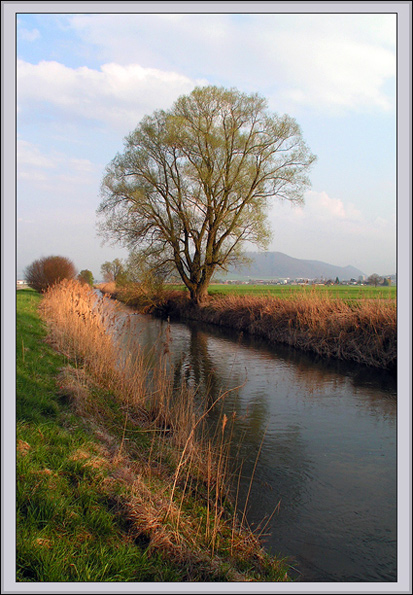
[38,279,286,580]
[149,289,397,371]
[96,281,164,313]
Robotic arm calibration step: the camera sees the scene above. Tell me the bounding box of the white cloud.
[249,14,395,114]
[302,191,363,223]
[19,171,49,183]
[19,27,40,42]
[274,190,387,231]
[18,139,55,169]
[267,189,395,274]
[66,13,396,115]
[17,139,97,189]
[277,38,394,112]
[17,59,207,134]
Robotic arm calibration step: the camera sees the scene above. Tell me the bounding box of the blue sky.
[14,7,401,279]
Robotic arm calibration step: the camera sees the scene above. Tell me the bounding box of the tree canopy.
[97,86,316,303]
[100,259,127,284]
[367,273,383,287]
[77,269,94,286]
[24,255,76,293]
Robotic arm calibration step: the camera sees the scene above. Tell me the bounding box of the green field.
[172,283,396,302]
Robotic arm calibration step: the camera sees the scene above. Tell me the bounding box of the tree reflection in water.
[113,305,397,583]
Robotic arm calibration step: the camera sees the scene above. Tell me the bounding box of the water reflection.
[113,306,396,583]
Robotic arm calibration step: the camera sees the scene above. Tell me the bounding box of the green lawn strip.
[168,283,396,301]
[207,284,396,301]
[16,289,291,583]
[16,289,183,582]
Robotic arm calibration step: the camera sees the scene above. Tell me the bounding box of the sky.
[12,5,403,279]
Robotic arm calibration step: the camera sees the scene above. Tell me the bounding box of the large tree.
[97,86,316,303]
[100,258,127,284]
[77,269,94,286]
[367,273,383,287]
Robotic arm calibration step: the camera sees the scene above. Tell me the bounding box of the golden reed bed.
[144,290,397,372]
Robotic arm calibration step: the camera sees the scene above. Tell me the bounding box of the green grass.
[17,422,181,582]
[16,290,63,423]
[16,289,184,582]
[170,283,396,302]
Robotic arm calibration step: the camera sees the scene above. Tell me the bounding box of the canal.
[110,301,397,583]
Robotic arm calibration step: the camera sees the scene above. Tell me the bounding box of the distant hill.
[223,252,365,281]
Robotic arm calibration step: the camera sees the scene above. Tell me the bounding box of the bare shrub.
[24,255,76,292]
[96,281,116,295]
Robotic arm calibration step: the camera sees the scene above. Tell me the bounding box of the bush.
[77,269,94,286]
[24,256,76,293]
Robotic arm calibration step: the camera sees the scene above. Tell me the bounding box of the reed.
[37,280,289,581]
[148,289,397,371]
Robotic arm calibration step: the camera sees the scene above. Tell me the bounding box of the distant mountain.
[224,252,365,281]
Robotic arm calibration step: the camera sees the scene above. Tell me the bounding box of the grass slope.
[16,289,183,582]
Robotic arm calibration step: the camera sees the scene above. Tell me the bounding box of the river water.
[111,302,397,583]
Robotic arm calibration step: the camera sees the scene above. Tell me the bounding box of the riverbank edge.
[16,287,293,583]
[104,286,397,373]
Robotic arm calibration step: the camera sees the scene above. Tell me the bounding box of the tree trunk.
[190,282,210,306]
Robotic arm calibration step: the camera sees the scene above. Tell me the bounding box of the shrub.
[77,269,94,286]
[24,256,76,293]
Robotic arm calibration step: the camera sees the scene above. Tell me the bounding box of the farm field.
[170,283,396,302]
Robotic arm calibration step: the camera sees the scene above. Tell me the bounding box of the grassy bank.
[105,283,396,372]
[16,285,291,583]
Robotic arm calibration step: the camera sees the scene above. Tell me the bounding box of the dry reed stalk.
[38,281,291,577]
[96,281,116,295]
[210,414,230,555]
[241,425,268,529]
[155,290,396,370]
[166,381,245,520]
[40,280,150,412]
